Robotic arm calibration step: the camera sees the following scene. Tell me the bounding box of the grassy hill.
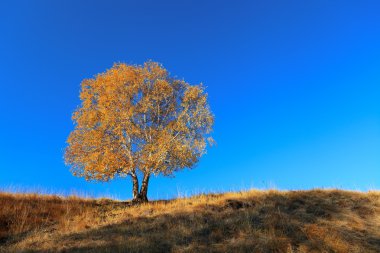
[1,189,379,253]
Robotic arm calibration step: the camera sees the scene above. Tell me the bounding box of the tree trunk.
[131,172,140,202]
[138,173,150,202]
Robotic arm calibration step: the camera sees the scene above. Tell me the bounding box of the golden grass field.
[0,189,379,253]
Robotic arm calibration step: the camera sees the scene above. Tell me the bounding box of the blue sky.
[0,1,379,200]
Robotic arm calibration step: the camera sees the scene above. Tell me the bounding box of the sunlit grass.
[1,189,379,252]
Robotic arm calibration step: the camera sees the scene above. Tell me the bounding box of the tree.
[64,61,214,202]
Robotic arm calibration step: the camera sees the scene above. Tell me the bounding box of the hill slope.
[1,189,379,252]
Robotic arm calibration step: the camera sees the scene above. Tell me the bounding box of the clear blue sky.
[0,1,379,200]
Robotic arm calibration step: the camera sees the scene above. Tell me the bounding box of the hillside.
[0,189,379,253]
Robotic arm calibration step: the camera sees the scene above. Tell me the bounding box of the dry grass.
[1,189,380,252]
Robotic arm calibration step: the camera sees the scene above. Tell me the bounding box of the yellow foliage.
[64,61,214,199]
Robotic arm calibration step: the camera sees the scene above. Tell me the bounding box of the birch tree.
[64,61,214,202]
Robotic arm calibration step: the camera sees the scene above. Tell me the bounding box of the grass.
[0,189,380,252]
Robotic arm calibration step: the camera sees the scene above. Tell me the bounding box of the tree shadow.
[25,190,380,253]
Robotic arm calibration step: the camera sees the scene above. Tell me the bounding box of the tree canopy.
[65,61,214,201]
